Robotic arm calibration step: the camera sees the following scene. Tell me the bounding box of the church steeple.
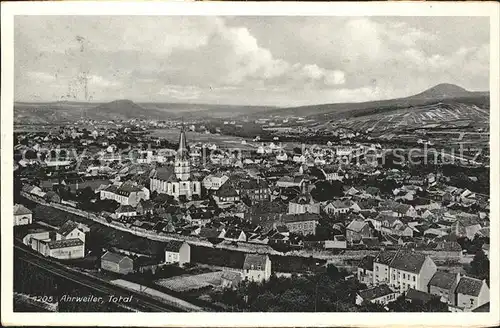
[175,123,190,181]
[177,123,188,160]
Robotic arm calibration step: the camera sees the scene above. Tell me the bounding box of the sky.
[14,16,490,107]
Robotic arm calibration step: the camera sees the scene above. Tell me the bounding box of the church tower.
[174,126,191,181]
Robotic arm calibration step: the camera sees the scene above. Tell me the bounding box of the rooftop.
[346,219,368,232]
[358,255,375,271]
[14,204,32,216]
[455,276,484,297]
[164,240,185,252]
[283,213,320,223]
[405,288,436,303]
[101,250,132,264]
[358,284,394,301]
[243,254,268,270]
[48,238,84,249]
[389,250,427,274]
[58,220,80,237]
[428,271,458,290]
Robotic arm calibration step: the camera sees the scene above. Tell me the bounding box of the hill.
[86,99,164,121]
[408,83,472,100]
[252,84,489,120]
[14,100,276,124]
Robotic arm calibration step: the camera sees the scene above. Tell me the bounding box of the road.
[14,244,193,312]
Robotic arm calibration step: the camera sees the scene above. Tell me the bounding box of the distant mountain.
[14,99,276,124]
[252,84,489,119]
[407,83,485,100]
[87,99,160,120]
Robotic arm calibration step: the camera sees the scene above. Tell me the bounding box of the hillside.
[253,84,489,119]
[14,100,276,124]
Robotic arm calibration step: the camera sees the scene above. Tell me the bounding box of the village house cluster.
[14,119,490,311]
[355,250,489,312]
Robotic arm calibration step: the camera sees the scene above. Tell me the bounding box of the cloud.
[27,71,56,82]
[14,16,489,106]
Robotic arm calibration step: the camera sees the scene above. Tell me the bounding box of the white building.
[164,240,191,267]
[203,173,229,191]
[242,254,272,282]
[14,204,33,226]
[100,180,150,206]
[149,128,201,200]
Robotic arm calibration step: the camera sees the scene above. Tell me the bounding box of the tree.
[311,181,343,201]
[309,167,325,180]
[467,250,489,282]
[77,186,95,203]
[358,300,387,312]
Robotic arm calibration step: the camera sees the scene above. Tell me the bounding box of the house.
[214,181,240,203]
[198,227,225,239]
[379,201,417,218]
[482,244,489,259]
[324,200,351,215]
[360,237,380,248]
[450,218,482,240]
[282,213,320,235]
[35,238,85,259]
[14,204,33,226]
[100,180,150,206]
[357,255,375,286]
[44,191,61,203]
[221,271,243,289]
[345,187,359,196]
[405,288,438,304]
[393,224,414,237]
[101,251,134,274]
[434,241,462,259]
[56,220,88,243]
[24,184,46,198]
[451,276,489,312]
[368,213,404,233]
[114,205,137,219]
[320,166,346,181]
[276,176,304,189]
[355,284,398,306]
[288,193,320,214]
[136,199,154,215]
[427,271,460,305]
[203,173,229,191]
[237,178,271,202]
[164,240,191,266]
[346,219,371,243]
[224,229,247,242]
[373,250,437,293]
[242,254,272,282]
[387,250,437,293]
[324,235,347,249]
[22,229,52,248]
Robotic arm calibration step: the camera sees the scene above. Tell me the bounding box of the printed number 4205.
[33,295,54,302]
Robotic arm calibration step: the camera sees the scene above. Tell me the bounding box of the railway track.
[14,244,189,312]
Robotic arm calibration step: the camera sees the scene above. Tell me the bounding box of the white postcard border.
[1,1,499,327]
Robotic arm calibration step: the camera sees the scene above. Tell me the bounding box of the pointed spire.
[177,121,188,159]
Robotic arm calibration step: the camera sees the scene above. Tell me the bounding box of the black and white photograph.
[1,1,499,327]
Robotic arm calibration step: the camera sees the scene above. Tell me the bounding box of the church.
[149,128,201,200]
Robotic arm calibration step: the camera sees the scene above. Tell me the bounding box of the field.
[111,279,204,311]
[149,128,255,150]
[331,102,489,134]
[155,271,224,292]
